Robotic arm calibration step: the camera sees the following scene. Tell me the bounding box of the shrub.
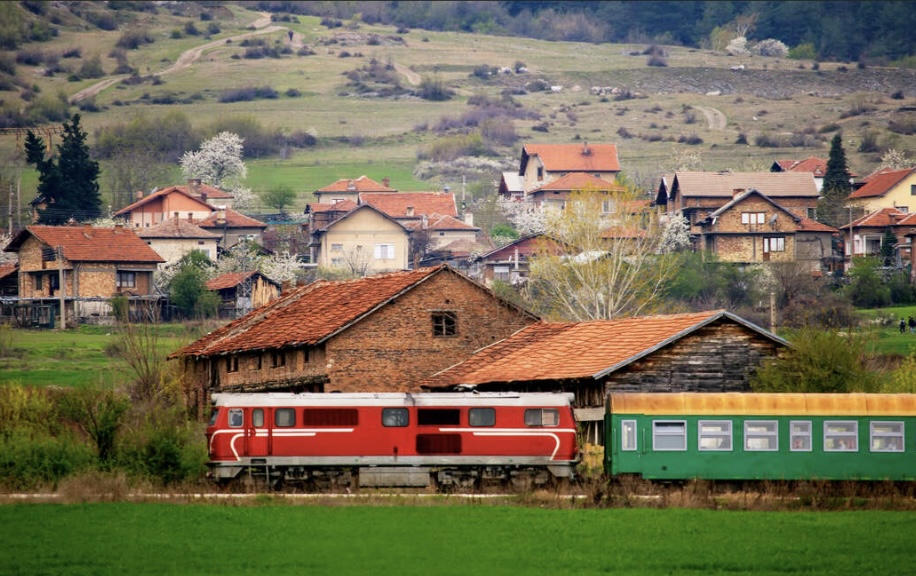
[678,134,703,145]
[735,132,748,144]
[647,55,668,67]
[78,54,105,79]
[416,76,453,101]
[858,130,882,153]
[184,21,200,36]
[16,47,48,66]
[789,43,817,60]
[116,29,154,50]
[891,90,905,100]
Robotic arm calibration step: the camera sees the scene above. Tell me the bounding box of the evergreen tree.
[817,133,852,229]
[27,114,102,225]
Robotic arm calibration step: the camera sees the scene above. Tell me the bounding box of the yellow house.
[847,168,916,213]
[312,204,409,274]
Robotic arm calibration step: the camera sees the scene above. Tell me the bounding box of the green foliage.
[751,328,880,393]
[55,386,130,465]
[665,253,761,310]
[490,223,519,240]
[789,43,817,60]
[78,54,105,79]
[845,257,891,308]
[117,406,207,485]
[416,76,453,101]
[0,431,94,490]
[29,113,102,224]
[260,184,297,213]
[884,352,916,392]
[421,131,488,162]
[168,251,218,319]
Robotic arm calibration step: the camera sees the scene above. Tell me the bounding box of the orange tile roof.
[426,214,479,232]
[796,217,838,233]
[521,143,621,173]
[848,168,915,199]
[175,265,457,357]
[360,192,458,218]
[840,207,909,229]
[309,200,358,213]
[316,175,396,193]
[773,157,830,177]
[529,172,625,193]
[422,310,785,387]
[5,225,165,263]
[114,186,215,216]
[195,208,267,229]
[0,263,16,280]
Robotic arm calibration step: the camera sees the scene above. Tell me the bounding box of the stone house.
[518,142,621,195]
[205,270,281,319]
[3,225,164,324]
[421,310,788,444]
[173,265,538,414]
[655,171,820,240]
[696,189,838,272]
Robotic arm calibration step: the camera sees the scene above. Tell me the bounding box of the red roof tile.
[114,186,215,216]
[848,168,915,199]
[5,225,165,263]
[796,217,838,233]
[774,157,830,177]
[317,175,396,193]
[175,266,457,357]
[309,200,358,213]
[195,208,267,229]
[360,192,457,218]
[137,217,221,239]
[840,207,909,229]
[426,214,479,232]
[0,263,16,280]
[521,143,621,173]
[422,310,785,387]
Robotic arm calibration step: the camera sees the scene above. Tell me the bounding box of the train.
[206,391,581,489]
[206,390,916,489]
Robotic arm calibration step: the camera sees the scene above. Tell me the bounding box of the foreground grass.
[858,305,916,357]
[0,503,911,576]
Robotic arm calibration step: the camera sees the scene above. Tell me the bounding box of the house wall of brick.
[603,323,782,393]
[325,272,534,392]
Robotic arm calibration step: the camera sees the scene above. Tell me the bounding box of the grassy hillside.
[2,3,916,215]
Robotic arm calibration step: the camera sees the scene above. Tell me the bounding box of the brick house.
[421,310,787,444]
[655,171,820,241]
[205,270,281,319]
[696,189,838,271]
[839,207,916,267]
[173,264,537,414]
[518,142,621,195]
[3,224,165,324]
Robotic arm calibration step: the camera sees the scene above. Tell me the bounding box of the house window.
[432,311,458,337]
[116,271,136,289]
[494,265,510,282]
[741,212,766,224]
[226,356,239,373]
[374,244,395,260]
[698,420,732,451]
[331,257,343,266]
[601,199,616,214]
[271,350,286,367]
[537,166,544,181]
[331,243,344,251]
[34,274,42,291]
[870,422,904,452]
[763,237,785,252]
[807,207,817,219]
[653,421,687,451]
[824,421,858,451]
[911,184,916,196]
[745,420,778,451]
[790,421,812,451]
[621,420,637,451]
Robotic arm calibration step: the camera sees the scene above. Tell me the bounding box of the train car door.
[245,408,269,457]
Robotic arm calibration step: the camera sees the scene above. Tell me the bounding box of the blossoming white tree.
[180,132,255,209]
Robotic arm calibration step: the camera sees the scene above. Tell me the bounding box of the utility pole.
[58,246,65,330]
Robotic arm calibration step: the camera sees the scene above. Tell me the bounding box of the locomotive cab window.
[870,422,904,452]
[790,421,812,451]
[418,409,460,426]
[275,408,296,428]
[824,421,858,451]
[469,408,496,427]
[621,420,637,451]
[652,421,687,451]
[525,408,559,427]
[209,409,219,427]
[745,421,778,451]
[698,420,732,451]
[228,409,243,428]
[382,408,409,427]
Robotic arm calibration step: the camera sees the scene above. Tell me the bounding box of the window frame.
[274,408,296,428]
[698,420,733,451]
[228,408,243,428]
[790,420,812,452]
[652,420,687,451]
[382,408,409,427]
[744,420,779,451]
[374,243,395,260]
[432,311,458,337]
[741,212,766,225]
[763,237,786,253]
[620,419,637,451]
[116,271,137,289]
[525,408,560,427]
[469,408,496,427]
[824,420,858,452]
[870,421,904,453]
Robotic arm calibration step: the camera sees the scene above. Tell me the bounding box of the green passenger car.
[605,393,916,481]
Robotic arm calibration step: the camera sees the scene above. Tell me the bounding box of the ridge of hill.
[1,2,915,215]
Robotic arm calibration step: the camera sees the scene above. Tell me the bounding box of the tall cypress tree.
[27,114,102,225]
[817,133,852,228]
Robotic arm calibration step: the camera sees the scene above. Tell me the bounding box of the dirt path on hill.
[693,105,727,130]
[70,13,285,103]
[393,62,421,86]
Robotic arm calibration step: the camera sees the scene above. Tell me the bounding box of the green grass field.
[1,503,912,576]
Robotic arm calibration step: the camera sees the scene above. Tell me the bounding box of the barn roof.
[422,310,786,388]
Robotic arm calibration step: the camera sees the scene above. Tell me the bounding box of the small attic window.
[432,312,458,337]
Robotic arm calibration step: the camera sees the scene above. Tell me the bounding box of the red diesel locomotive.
[207,391,580,489]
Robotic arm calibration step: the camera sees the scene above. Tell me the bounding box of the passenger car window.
[652,421,686,451]
[870,421,904,452]
[621,420,637,451]
[790,421,812,451]
[745,421,778,451]
[824,421,857,451]
[698,420,732,451]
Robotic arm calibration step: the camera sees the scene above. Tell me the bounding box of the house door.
[245,408,269,457]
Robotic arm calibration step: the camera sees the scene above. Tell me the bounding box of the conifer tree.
[817,133,852,228]
[27,114,102,225]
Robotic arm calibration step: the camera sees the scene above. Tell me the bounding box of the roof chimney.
[406,206,415,217]
[733,188,746,197]
[174,211,180,220]
[201,192,207,203]
[136,190,144,200]
[216,208,226,225]
[383,177,390,188]
[188,178,201,193]
[188,212,193,222]
[582,140,590,155]
[347,179,356,191]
